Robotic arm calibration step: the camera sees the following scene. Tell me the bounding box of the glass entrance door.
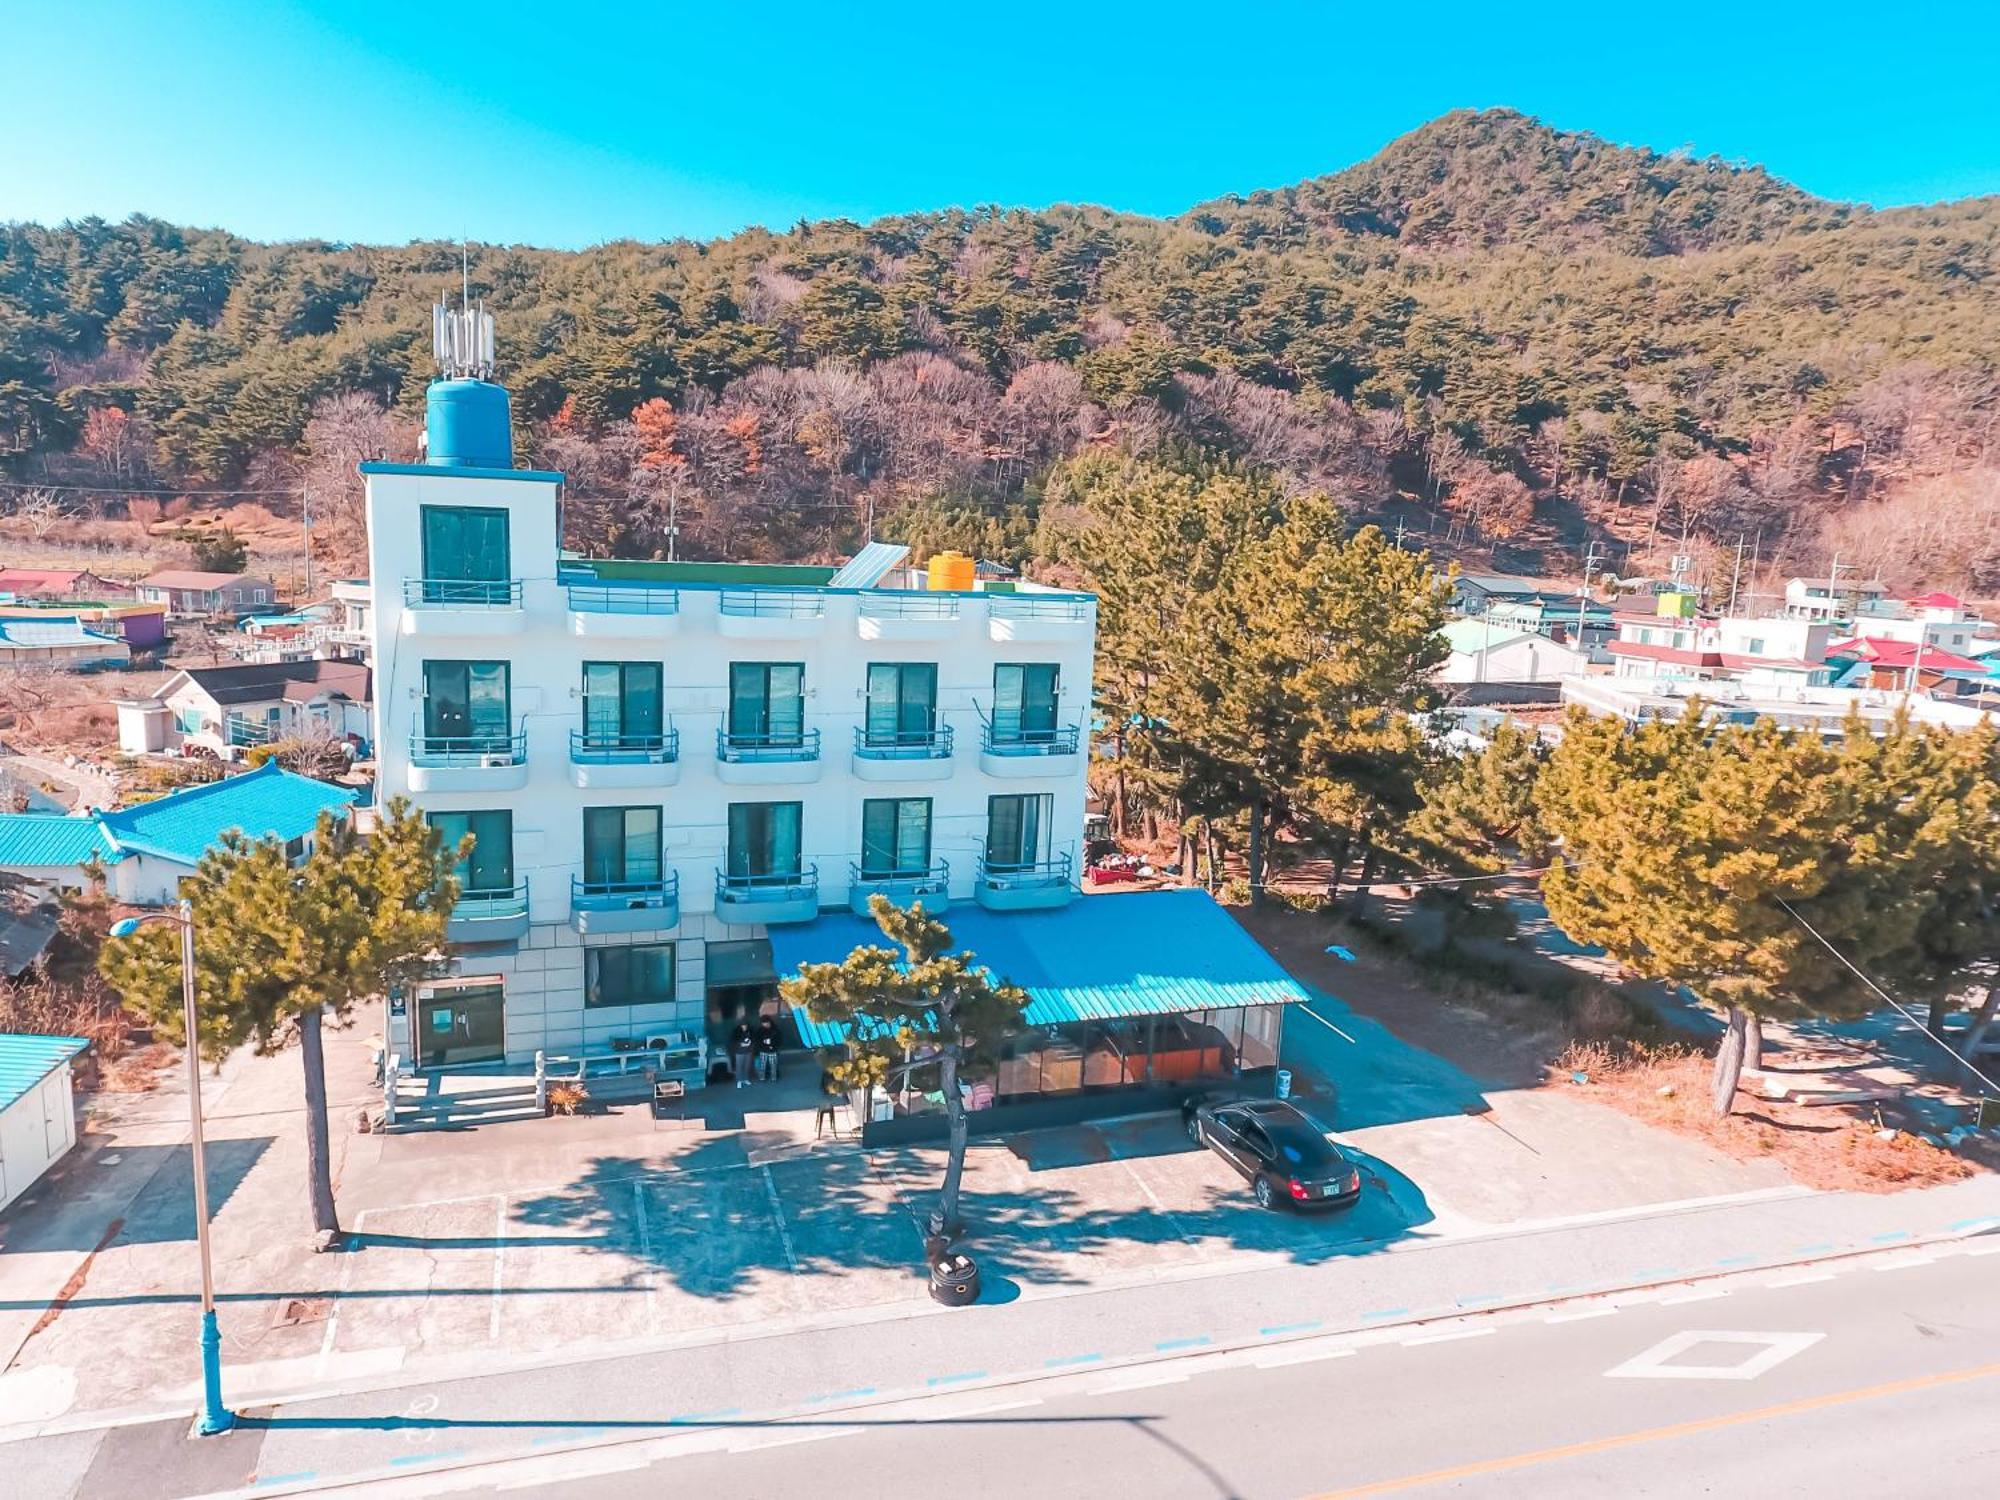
[414,983,506,1068]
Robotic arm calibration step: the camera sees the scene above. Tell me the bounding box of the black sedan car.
[1183,1097,1364,1211]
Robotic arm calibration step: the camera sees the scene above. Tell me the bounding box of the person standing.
[729,1018,754,1089]
[753,1014,781,1082]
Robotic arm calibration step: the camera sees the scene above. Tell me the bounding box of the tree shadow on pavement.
[0,1137,273,1253]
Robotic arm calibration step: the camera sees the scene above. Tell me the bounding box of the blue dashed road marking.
[388,1450,466,1468]
[1259,1320,1322,1337]
[254,1474,318,1489]
[1155,1336,1211,1351]
[927,1371,987,1386]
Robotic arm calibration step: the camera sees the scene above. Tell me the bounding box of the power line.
[1775,896,1999,1098]
[0,477,304,498]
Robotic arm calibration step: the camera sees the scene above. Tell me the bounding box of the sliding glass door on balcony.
[986,793,1053,869]
[727,802,803,879]
[864,663,938,747]
[861,798,932,877]
[992,664,1060,742]
[422,660,511,749]
[428,810,515,893]
[581,662,664,748]
[582,806,663,888]
[728,663,805,747]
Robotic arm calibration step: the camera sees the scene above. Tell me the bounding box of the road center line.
[1305,1359,2000,1497]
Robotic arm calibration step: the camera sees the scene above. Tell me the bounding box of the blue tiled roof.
[0,814,116,867]
[0,763,357,875]
[100,763,358,865]
[0,1032,88,1111]
[778,889,1312,1047]
[0,616,120,648]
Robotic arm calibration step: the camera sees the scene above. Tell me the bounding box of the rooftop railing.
[986,592,1091,621]
[567,583,680,616]
[404,578,522,608]
[718,588,826,619]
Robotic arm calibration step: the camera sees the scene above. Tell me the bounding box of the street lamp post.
[109,898,235,1436]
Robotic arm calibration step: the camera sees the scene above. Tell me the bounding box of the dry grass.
[96,1043,176,1094]
[1553,1040,1982,1193]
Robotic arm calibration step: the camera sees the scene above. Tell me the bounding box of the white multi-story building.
[365,319,1095,1072]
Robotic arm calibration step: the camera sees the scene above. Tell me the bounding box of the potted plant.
[547,1080,589,1117]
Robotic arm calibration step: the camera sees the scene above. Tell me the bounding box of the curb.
[201,1213,2000,1499]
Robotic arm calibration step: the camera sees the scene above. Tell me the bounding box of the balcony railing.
[715,867,819,903]
[404,578,523,608]
[986,593,1091,621]
[571,873,679,913]
[410,725,528,768]
[569,728,680,764]
[852,723,953,760]
[567,584,680,616]
[718,588,826,619]
[716,726,822,763]
[857,591,962,618]
[453,882,530,923]
[981,722,1081,756]
[978,854,1074,890]
[848,859,950,906]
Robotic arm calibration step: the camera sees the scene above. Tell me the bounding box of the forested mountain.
[3,108,1996,586]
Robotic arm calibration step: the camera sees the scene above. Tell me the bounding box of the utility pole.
[863,492,876,547]
[666,488,679,563]
[300,484,315,600]
[1578,539,1605,649]
[1726,534,1745,615]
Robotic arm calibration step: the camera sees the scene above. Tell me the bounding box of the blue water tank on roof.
[425,378,513,469]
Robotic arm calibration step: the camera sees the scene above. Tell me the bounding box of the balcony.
[975,855,1075,912]
[567,728,681,789]
[979,722,1083,779]
[987,591,1092,643]
[407,725,529,793]
[571,873,680,936]
[850,724,954,782]
[566,583,681,639]
[400,578,525,637]
[447,881,531,943]
[848,860,951,916]
[715,726,822,786]
[856,591,961,642]
[223,715,274,748]
[717,588,826,640]
[714,867,820,926]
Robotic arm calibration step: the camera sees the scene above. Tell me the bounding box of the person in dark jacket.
[728,1020,754,1088]
[753,1014,781,1081]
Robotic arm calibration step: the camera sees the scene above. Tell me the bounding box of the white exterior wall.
[1440,634,1587,683]
[1849,612,1978,656]
[0,1061,78,1213]
[366,467,1096,1064]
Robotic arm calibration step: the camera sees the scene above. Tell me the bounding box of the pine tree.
[100,798,455,1238]
[781,896,1028,1237]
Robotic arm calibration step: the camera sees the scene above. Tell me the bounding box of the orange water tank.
[927,551,976,592]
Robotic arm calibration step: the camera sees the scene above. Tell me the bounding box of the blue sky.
[3,1,1995,248]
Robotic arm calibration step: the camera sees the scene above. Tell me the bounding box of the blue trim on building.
[0,1033,89,1111]
[359,462,566,484]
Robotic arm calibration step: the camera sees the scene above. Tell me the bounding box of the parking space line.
[489,1194,507,1341]
[1091,1368,1191,1394]
[1403,1327,1494,1346]
[1108,1152,1200,1247]
[1254,1345,1356,1370]
[1767,1271,1836,1287]
[761,1166,800,1274]
[632,1180,657,1325]
[316,1206,367,1377]
[1661,1288,1731,1305]
[1546,1306,1619,1323]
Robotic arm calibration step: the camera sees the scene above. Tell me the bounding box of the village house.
[0,567,135,601]
[0,600,167,651]
[1607,591,1835,691]
[115,659,373,759]
[0,761,358,905]
[1436,618,1591,695]
[0,616,131,671]
[133,569,279,619]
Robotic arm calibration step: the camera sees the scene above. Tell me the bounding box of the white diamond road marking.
[1605,1330,1825,1381]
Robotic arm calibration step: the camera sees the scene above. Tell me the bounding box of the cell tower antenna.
[432,260,495,383]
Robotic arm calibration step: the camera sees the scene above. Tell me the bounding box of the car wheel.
[1186,1114,1204,1144]
[1254,1176,1275,1210]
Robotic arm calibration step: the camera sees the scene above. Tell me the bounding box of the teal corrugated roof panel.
[774,888,1311,1048]
[0,814,116,867]
[100,762,358,865]
[0,1032,88,1111]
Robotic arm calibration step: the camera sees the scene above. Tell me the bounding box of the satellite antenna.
[432,243,494,381]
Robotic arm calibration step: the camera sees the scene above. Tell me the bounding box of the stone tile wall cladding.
[469,911,765,1060]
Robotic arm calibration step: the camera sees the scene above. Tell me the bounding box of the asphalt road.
[462,1241,2000,1500]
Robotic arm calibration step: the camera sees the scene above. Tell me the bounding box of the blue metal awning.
[774,888,1312,1048]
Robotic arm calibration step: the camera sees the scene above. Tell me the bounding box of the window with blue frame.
[992,664,1059,742]
[986,793,1052,869]
[860,798,932,877]
[427,810,514,893]
[581,662,663,746]
[864,663,937,746]
[728,663,805,746]
[582,806,663,887]
[727,802,803,879]
[420,505,511,602]
[422,660,511,748]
